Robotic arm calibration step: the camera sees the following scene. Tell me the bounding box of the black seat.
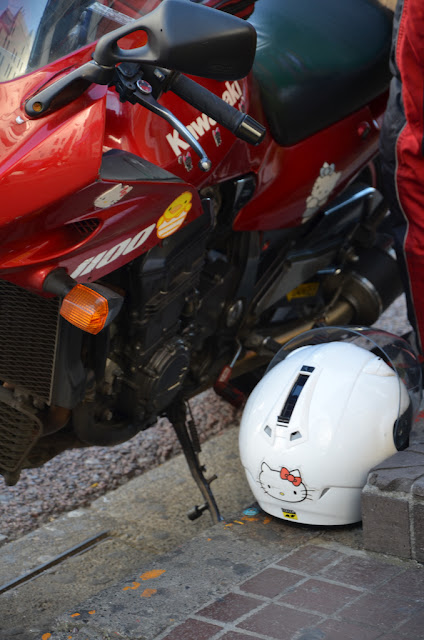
[249,0,393,146]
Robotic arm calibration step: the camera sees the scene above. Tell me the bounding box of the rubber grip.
[170,73,266,145]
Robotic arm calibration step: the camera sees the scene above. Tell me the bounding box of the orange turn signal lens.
[60,284,109,334]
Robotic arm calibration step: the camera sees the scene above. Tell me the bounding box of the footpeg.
[187,503,209,521]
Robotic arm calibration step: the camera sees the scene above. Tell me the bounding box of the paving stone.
[299,618,382,640]
[395,607,424,637]
[237,603,322,639]
[197,592,262,623]
[381,620,424,640]
[361,491,411,558]
[239,567,304,599]
[340,591,419,629]
[277,545,346,575]
[377,632,422,640]
[278,578,361,615]
[319,554,403,588]
[160,618,223,639]
[293,631,326,640]
[381,566,424,602]
[409,443,424,454]
[220,633,264,640]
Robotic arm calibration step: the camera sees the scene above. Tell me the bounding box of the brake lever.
[114,65,211,172]
[132,80,211,172]
[131,78,212,172]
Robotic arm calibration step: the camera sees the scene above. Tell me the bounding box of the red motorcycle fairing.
[0,159,203,290]
[0,62,211,292]
[233,94,387,231]
[110,72,385,233]
[102,74,262,186]
[0,44,106,221]
[0,63,261,293]
[104,65,386,232]
[0,0,390,296]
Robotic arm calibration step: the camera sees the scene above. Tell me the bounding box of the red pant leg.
[396,0,424,352]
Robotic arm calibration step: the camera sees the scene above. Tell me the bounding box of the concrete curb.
[362,414,424,561]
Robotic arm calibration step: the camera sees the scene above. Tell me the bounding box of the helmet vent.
[264,425,272,437]
[290,431,302,441]
[319,488,330,499]
[277,367,315,425]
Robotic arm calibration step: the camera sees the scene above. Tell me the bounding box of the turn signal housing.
[43,269,124,334]
[58,281,123,334]
[60,284,109,334]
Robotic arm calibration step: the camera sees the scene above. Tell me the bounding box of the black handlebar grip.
[169,73,266,145]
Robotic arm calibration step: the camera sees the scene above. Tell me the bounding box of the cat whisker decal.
[304,486,318,501]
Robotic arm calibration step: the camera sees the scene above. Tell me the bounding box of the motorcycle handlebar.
[168,73,266,145]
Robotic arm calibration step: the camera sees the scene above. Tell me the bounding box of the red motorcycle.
[0,0,397,521]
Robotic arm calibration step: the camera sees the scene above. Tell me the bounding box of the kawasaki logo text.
[166,81,243,157]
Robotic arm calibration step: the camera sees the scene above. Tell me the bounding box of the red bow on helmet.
[280,467,302,486]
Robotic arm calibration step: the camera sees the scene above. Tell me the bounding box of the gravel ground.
[0,295,412,544]
[0,392,241,543]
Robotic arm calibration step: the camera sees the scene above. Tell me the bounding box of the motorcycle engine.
[104,207,213,427]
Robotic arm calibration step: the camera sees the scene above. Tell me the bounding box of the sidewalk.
[2,421,424,640]
[40,508,424,640]
[40,511,424,640]
[154,537,424,640]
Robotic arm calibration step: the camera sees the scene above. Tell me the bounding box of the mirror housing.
[93,0,257,81]
[25,0,257,119]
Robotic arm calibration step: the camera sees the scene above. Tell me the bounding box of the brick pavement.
[157,544,424,640]
[28,413,424,640]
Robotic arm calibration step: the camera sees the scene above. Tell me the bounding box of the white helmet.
[239,327,421,526]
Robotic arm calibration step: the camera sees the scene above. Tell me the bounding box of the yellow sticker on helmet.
[282,509,298,520]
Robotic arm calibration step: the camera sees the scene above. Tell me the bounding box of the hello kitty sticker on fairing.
[259,462,308,503]
[303,162,342,222]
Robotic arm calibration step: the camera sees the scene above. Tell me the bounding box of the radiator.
[0,279,60,403]
[0,280,59,481]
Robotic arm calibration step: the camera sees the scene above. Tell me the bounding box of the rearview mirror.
[93,0,257,81]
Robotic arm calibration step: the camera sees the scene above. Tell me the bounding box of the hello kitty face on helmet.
[259,462,308,503]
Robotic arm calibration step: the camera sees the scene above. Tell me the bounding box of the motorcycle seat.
[249,0,393,146]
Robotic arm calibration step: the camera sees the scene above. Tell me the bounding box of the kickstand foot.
[166,398,223,524]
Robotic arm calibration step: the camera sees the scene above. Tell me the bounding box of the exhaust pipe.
[233,299,355,379]
[233,245,403,379]
[335,246,402,326]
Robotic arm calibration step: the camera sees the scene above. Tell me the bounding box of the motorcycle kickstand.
[166,398,223,524]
